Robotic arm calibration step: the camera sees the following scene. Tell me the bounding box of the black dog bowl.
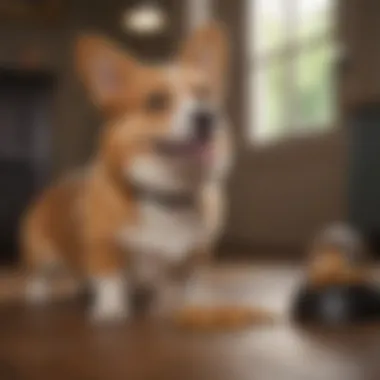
[292,283,380,325]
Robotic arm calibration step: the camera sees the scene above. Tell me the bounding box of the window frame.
[247,0,339,144]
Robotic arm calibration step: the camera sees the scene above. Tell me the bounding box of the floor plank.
[1,263,380,380]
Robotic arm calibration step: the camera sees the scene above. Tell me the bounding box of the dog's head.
[76,22,232,192]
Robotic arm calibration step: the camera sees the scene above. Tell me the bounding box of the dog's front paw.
[26,277,50,304]
[90,275,129,323]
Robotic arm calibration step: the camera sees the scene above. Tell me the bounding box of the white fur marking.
[127,154,190,192]
[91,275,129,322]
[118,201,205,262]
[26,277,50,304]
[170,97,198,139]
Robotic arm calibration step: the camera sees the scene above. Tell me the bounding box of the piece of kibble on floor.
[173,306,276,331]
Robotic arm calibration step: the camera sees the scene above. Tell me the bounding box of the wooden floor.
[1,263,380,380]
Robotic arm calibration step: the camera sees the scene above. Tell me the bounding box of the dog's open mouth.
[155,138,212,159]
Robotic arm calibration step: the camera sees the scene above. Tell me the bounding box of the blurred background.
[0,0,378,265]
[2,2,380,379]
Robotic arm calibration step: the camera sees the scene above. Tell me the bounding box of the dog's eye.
[145,91,171,112]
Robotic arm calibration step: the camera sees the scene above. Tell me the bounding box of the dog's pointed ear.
[179,21,229,95]
[75,35,138,110]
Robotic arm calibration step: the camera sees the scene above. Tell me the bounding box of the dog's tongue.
[190,141,213,163]
[156,139,213,163]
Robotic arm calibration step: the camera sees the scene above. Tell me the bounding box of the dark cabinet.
[349,104,380,255]
[0,69,53,265]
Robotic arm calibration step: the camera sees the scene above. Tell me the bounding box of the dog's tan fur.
[21,22,232,322]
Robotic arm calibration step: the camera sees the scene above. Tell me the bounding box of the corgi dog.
[21,22,233,322]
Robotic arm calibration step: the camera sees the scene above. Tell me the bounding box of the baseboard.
[217,238,305,262]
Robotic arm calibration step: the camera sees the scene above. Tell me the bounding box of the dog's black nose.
[192,110,215,142]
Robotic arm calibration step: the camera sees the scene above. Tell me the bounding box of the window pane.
[251,61,287,142]
[253,0,287,56]
[296,0,335,41]
[294,43,336,130]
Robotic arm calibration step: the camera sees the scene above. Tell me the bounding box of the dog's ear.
[75,35,138,111]
[179,21,229,96]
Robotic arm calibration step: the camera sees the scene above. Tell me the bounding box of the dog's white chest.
[118,201,203,261]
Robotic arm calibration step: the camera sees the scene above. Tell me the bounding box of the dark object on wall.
[0,68,54,266]
[0,160,34,264]
[292,283,380,325]
[348,103,380,255]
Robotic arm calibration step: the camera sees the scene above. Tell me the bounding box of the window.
[248,0,338,143]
